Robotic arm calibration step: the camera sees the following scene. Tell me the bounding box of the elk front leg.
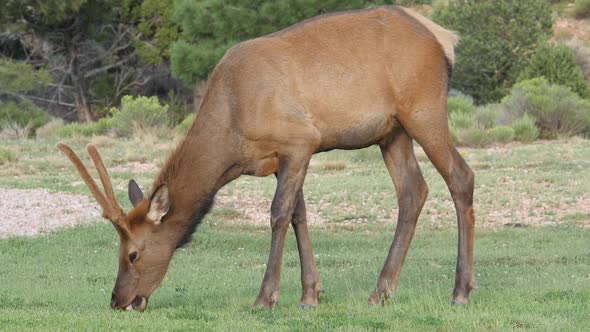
[291,190,322,307]
[253,152,312,308]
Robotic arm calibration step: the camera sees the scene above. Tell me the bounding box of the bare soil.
[0,188,101,238]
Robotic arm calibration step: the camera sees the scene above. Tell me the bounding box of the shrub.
[565,39,590,84]
[512,115,540,142]
[574,0,590,18]
[0,100,49,137]
[110,96,169,137]
[500,78,590,138]
[0,147,16,165]
[36,119,64,139]
[456,127,492,147]
[167,90,193,126]
[54,118,113,138]
[449,110,474,130]
[518,43,590,99]
[447,95,476,115]
[488,126,515,144]
[432,0,552,104]
[475,105,500,129]
[176,114,195,136]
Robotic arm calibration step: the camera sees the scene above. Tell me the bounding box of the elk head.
[58,143,173,312]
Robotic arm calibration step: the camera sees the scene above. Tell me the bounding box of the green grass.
[0,224,589,330]
[1,137,589,330]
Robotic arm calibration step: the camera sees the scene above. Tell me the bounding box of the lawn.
[0,137,589,330]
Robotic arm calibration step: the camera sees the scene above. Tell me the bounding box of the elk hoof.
[368,290,394,306]
[450,298,468,306]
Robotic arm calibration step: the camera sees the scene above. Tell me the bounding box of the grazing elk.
[59,6,475,311]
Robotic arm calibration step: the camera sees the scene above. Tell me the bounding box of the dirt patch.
[0,188,101,239]
[214,190,327,227]
[2,183,588,239]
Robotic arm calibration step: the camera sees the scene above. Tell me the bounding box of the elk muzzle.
[111,292,148,312]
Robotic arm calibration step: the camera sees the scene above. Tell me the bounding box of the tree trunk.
[67,31,94,122]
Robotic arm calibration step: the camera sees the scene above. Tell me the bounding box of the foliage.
[176,113,195,136]
[110,95,169,137]
[0,147,16,165]
[512,115,540,142]
[171,0,400,85]
[0,100,49,137]
[0,59,51,94]
[488,126,515,144]
[35,119,65,139]
[167,90,193,126]
[564,39,590,84]
[447,95,476,114]
[54,118,113,138]
[474,105,500,129]
[518,43,590,99]
[135,0,180,64]
[432,0,552,104]
[574,0,590,18]
[456,127,491,147]
[449,110,474,130]
[500,78,590,138]
[0,0,174,122]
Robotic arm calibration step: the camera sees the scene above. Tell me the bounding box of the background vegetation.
[1,0,589,147]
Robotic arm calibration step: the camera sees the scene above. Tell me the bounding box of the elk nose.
[110,292,118,309]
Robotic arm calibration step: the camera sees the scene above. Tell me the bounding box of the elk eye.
[129,252,138,264]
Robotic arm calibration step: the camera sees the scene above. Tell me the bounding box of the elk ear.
[147,185,170,224]
[128,179,144,207]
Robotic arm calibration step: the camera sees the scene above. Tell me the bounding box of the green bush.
[0,100,49,137]
[475,105,500,129]
[0,147,17,165]
[36,119,64,139]
[54,118,113,138]
[447,95,476,115]
[512,115,540,142]
[167,90,193,126]
[176,113,195,136]
[432,0,552,104]
[456,127,492,147]
[564,39,590,84]
[574,0,590,18]
[518,43,590,99]
[500,78,590,138]
[110,95,169,137]
[449,110,474,130]
[488,126,515,144]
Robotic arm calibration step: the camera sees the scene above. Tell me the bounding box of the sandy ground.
[2,184,588,239]
[0,188,101,239]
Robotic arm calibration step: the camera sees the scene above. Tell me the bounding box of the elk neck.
[152,102,243,248]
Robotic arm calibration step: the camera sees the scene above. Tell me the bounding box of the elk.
[58,6,475,311]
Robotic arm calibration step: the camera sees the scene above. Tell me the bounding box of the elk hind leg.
[400,103,476,305]
[368,130,428,306]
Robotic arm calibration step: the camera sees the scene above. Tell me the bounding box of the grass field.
[1,137,589,330]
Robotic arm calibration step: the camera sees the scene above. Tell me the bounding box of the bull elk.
[59,6,475,311]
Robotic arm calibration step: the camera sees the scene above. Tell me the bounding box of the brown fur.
[60,6,475,310]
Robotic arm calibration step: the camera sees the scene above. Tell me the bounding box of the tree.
[432,0,553,104]
[518,43,590,99]
[170,0,408,86]
[0,0,165,121]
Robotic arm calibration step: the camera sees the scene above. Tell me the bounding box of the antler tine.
[86,144,125,219]
[57,143,115,220]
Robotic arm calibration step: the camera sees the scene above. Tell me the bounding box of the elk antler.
[57,143,126,225]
